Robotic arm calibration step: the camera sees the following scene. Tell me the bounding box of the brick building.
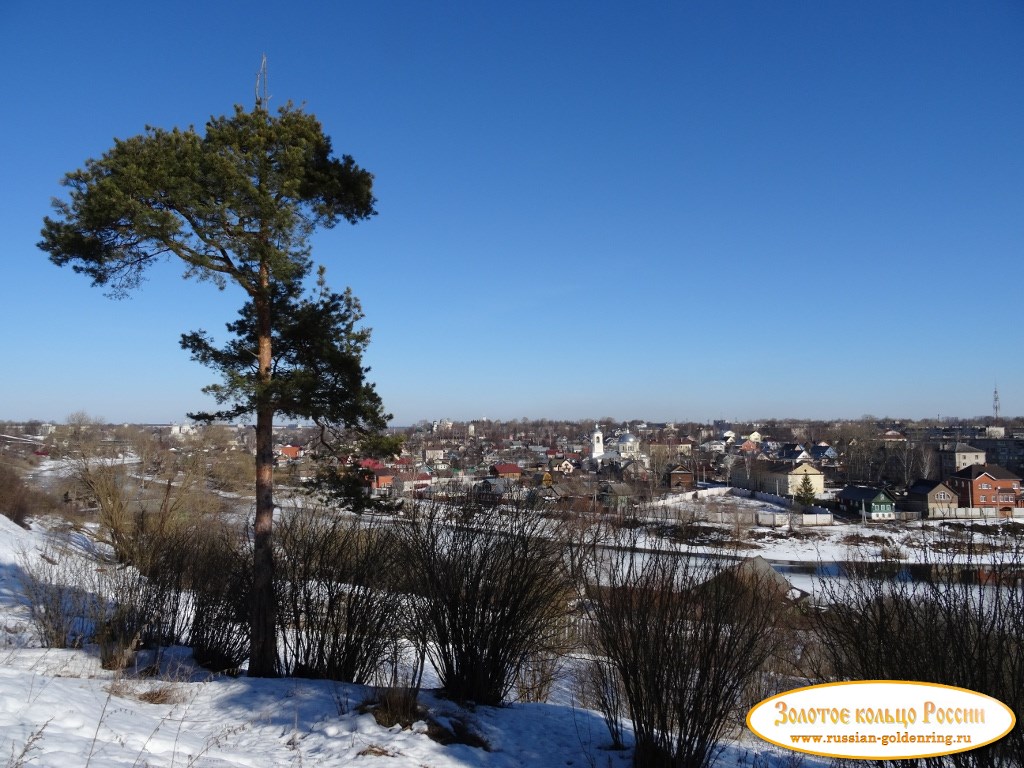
[945,464,1022,513]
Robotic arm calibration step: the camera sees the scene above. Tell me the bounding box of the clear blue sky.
[2,1,1022,426]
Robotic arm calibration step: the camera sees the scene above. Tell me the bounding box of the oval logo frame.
[747,680,1015,760]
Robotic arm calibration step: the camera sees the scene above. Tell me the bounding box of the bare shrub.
[513,650,562,703]
[18,490,246,671]
[18,542,98,648]
[65,442,224,569]
[19,539,153,667]
[0,466,55,528]
[110,524,242,666]
[105,473,234,652]
[275,503,404,683]
[397,493,574,706]
[809,530,1024,768]
[581,528,786,768]
[575,656,626,749]
[188,530,250,673]
[370,637,427,726]
[363,685,422,729]
[93,565,150,670]
[131,525,202,649]
[67,459,134,561]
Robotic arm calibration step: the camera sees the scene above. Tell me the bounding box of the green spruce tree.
[795,472,817,507]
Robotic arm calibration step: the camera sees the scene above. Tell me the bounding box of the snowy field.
[4,463,1015,766]
[0,509,830,768]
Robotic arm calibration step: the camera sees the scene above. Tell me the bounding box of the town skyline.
[2,403,1018,432]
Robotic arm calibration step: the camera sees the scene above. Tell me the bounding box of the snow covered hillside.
[0,510,826,768]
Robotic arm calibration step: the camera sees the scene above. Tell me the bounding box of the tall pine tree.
[40,102,380,676]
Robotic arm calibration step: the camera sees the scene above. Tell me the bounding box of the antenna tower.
[993,383,1001,421]
[255,54,269,110]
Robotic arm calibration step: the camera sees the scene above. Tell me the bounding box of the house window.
[980,495,987,503]
[981,483,992,489]
[935,492,949,501]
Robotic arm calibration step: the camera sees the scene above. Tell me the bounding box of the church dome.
[617,432,637,444]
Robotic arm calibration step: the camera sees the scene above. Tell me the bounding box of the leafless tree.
[63,419,226,569]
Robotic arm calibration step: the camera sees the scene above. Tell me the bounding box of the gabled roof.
[949,442,983,453]
[702,556,808,603]
[837,486,895,503]
[949,463,1020,482]
[760,459,821,475]
[601,481,635,497]
[491,462,523,475]
[777,449,812,462]
[918,480,957,501]
[906,478,945,495]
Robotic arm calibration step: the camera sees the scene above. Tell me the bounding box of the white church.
[587,424,650,473]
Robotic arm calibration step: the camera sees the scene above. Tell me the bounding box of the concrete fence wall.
[656,488,835,527]
[749,491,833,524]
[927,507,1024,520]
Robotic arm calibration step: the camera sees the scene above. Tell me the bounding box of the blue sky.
[2,1,1022,426]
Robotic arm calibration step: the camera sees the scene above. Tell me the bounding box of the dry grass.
[360,687,422,729]
[5,719,51,768]
[356,744,395,757]
[106,677,186,705]
[358,689,492,752]
[839,533,889,547]
[136,684,187,705]
[424,716,491,751]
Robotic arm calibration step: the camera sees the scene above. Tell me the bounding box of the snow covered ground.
[0,507,833,767]
[4,467,1015,767]
[630,489,1023,599]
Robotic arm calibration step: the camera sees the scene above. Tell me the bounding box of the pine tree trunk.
[249,272,278,677]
